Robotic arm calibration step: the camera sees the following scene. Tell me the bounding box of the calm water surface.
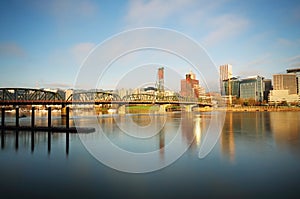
[0,111,300,198]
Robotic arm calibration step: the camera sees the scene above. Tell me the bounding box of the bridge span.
[0,88,212,111]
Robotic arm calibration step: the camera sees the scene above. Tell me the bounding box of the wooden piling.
[66,107,69,129]
[15,106,19,127]
[1,107,4,127]
[31,107,35,128]
[48,107,51,128]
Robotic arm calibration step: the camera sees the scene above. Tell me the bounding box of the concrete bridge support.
[158,104,170,113]
[61,105,67,117]
[184,105,196,112]
[118,105,126,114]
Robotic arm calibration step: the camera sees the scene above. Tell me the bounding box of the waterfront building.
[222,77,240,98]
[286,68,300,95]
[273,74,297,94]
[239,75,264,102]
[219,64,232,95]
[268,90,299,104]
[263,79,272,102]
[180,71,201,99]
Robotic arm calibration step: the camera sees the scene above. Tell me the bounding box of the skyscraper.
[286,68,300,95]
[220,64,232,95]
[157,67,164,92]
[273,74,297,94]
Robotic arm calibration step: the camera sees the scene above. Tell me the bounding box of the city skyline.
[0,0,300,90]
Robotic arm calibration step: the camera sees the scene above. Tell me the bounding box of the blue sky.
[0,0,299,91]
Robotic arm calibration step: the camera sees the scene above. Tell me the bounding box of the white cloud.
[284,54,300,68]
[276,38,295,47]
[43,82,72,89]
[125,0,194,26]
[36,0,98,22]
[70,42,96,64]
[0,43,26,58]
[124,0,249,48]
[201,14,250,47]
[285,54,300,63]
[124,0,226,28]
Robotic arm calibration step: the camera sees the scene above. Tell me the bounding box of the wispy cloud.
[43,82,73,89]
[70,42,96,64]
[201,14,250,47]
[36,0,98,22]
[125,0,192,26]
[277,38,295,47]
[0,42,26,58]
[285,54,300,63]
[124,0,249,48]
[244,53,272,67]
[285,54,300,68]
[124,0,226,28]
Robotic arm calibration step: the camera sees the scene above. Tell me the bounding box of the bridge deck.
[0,100,211,106]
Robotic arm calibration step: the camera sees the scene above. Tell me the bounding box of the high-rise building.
[263,79,272,102]
[286,68,300,95]
[239,75,264,102]
[222,77,240,98]
[220,64,232,95]
[157,67,164,92]
[181,71,200,99]
[273,74,297,94]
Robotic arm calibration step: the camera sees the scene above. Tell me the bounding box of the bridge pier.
[184,105,196,112]
[118,105,126,114]
[158,104,170,113]
[61,105,67,117]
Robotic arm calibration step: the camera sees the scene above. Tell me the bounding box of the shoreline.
[197,106,300,112]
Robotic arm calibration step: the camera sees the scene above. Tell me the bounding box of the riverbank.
[195,106,300,112]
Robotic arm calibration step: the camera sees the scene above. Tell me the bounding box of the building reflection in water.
[159,127,165,160]
[194,117,201,146]
[270,112,300,153]
[181,113,195,149]
[221,112,235,162]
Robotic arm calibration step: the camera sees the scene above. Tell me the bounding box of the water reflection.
[1,130,70,155]
[194,117,201,146]
[221,112,235,162]
[1,111,300,161]
[270,112,300,153]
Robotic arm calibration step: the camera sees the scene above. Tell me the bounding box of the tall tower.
[157,67,164,93]
[220,64,232,95]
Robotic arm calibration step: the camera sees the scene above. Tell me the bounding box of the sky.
[0,0,300,91]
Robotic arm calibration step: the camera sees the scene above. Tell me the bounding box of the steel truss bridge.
[0,88,212,106]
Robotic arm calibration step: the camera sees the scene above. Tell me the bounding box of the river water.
[0,111,300,198]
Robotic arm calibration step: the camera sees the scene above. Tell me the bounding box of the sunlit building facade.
[239,75,264,102]
[219,64,232,95]
[181,71,201,99]
[222,77,240,98]
[273,74,297,94]
[286,68,300,95]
